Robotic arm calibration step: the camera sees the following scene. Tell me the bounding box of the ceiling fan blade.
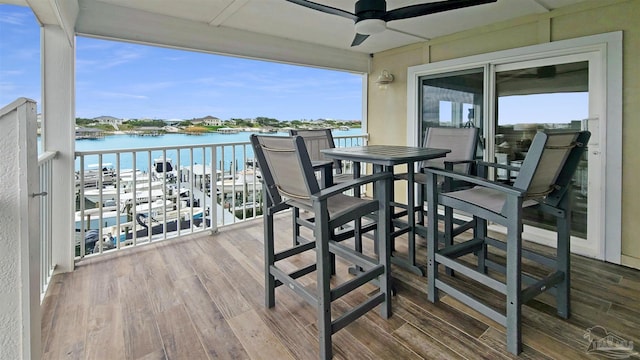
[351,33,369,46]
[385,0,497,22]
[286,0,358,21]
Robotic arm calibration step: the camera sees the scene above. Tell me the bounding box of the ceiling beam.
[528,0,551,12]
[27,0,78,45]
[75,0,370,73]
[208,0,248,27]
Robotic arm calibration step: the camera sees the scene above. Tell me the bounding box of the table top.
[321,145,450,166]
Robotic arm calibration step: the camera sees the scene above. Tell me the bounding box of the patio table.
[322,145,450,275]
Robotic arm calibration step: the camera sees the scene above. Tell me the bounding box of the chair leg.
[330,229,337,276]
[417,182,425,226]
[505,198,523,355]
[426,174,439,303]
[377,174,392,318]
[475,217,488,274]
[351,218,364,273]
[556,194,571,319]
[388,178,396,252]
[264,207,275,308]
[292,207,300,246]
[314,202,333,359]
[443,206,455,277]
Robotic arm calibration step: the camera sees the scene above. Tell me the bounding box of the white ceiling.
[17,0,593,72]
[87,0,589,54]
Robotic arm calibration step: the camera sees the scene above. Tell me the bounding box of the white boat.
[83,176,166,203]
[75,199,175,231]
[216,168,262,193]
[118,189,165,205]
[75,163,117,189]
[152,157,176,181]
[105,207,206,243]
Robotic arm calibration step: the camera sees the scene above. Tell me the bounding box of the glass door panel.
[495,61,589,238]
[419,68,484,156]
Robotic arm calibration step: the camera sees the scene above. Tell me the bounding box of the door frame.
[407,32,622,263]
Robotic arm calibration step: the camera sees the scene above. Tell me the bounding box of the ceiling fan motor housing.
[354,0,387,35]
[355,0,386,19]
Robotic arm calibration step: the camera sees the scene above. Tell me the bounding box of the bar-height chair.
[250,134,392,359]
[289,128,355,184]
[394,127,479,247]
[424,130,590,354]
[289,129,369,249]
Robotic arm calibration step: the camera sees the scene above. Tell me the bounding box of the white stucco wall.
[0,100,24,360]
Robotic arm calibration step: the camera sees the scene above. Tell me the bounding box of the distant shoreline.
[75,125,361,138]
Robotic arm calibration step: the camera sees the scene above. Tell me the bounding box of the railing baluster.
[71,134,366,259]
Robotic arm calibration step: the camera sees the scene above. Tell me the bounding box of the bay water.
[72,128,364,173]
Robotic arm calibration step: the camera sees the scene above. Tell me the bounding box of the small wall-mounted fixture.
[375,70,394,90]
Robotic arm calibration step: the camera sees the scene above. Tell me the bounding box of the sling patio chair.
[394,127,479,251]
[250,134,393,359]
[289,129,373,249]
[424,130,590,354]
[289,128,356,185]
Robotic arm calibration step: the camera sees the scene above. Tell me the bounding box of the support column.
[42,25,75,272]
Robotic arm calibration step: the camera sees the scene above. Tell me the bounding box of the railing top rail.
[334,133,368,140]
[0,97,36,117]
[38,151,58,164]
[75,142,240,156]
[75,133,368,156]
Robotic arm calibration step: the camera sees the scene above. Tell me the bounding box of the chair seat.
[444,186,538,214]
[394,172,434,185]
[332,172,355,184]
[287,193,376,219]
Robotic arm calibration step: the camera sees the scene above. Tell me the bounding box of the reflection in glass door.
[495,61,589,238]
[419,68,484,153]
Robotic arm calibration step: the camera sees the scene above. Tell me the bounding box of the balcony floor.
[42,213,640,359]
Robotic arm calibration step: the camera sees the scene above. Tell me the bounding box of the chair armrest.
[474,160,520,180]
[424,167,525,197]
[310,172,392,201]
[475,160,521,172]
[443,159,475,171]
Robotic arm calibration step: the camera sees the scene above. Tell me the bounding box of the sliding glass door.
[494,58,591,239]
[415,53,603,257]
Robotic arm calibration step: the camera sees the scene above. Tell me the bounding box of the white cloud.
[0,69,23,77]
[0,10,28,26]
[95,91,149,100]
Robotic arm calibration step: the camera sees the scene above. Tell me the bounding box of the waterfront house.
[74,126,104,140]
[3,1,640,359]
[94,115,123,126]
[202,116,223,126]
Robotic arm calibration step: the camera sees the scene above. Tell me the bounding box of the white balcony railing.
[38,151,57,298]
[74,133,367,260]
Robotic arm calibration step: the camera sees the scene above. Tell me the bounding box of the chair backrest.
[422,127,479,173]
[289,128,344,173]
[250,134,320,206]
[511,130,590,207]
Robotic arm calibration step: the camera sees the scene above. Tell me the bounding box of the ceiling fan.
[286,0,498,46]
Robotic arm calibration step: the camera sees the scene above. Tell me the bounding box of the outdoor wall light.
[375,70,394,90]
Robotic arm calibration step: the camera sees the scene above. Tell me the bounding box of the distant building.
[203,116,222,126]
[188,115,222,126]
[94,116,123,126]
[75,127,104,140]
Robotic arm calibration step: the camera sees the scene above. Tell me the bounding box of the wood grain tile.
[41,214,640,360]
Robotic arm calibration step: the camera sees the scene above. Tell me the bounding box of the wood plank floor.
[42,214,640,359]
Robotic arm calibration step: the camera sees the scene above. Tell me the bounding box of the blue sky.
[0,5,363,121]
